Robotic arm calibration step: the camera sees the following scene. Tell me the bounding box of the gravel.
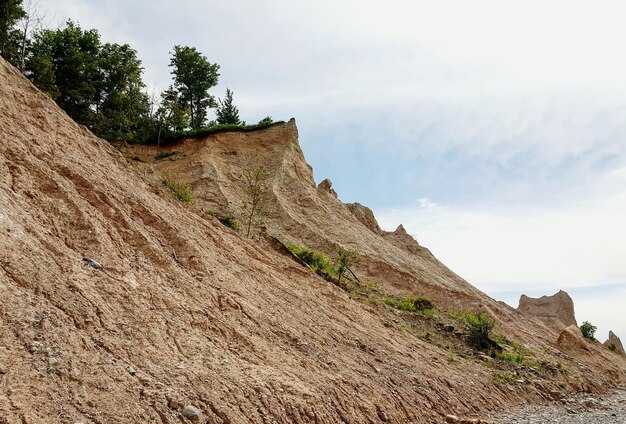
[488,389,626,424]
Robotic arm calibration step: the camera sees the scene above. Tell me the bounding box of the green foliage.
[580,321,597,340]
[287,244,338,281]
[27,21,101,125]
[216,88,241,125]
[169,45,219,130]
[608,342,617,352]
[0,0,25,64]
[93,42,148,141]
[258,116,273,125]
[382,295,434,314]
[336,248,359,283]
[219,215,239,231]
[449,309,496,350]
[492,371,516,384]
[205,209,239,230]
[496,351,524,364]
[25,20,149,141]
[161,178,193,202]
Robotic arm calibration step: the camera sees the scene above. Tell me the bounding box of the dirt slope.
[1,56,625,424]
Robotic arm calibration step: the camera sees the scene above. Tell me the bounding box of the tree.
[26,20,101,127]
[155,86,190,143]
[94,42,148,141]
[580,321,597,341]
[215,88,241,125]
[169,45,219,130]
[336,248,359,285]
[15,0,48,72]
[242,167,267,238]
[0,0,26,64]
[258,116,273,125]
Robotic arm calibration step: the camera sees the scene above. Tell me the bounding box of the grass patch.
[493,371,517,384]
[382,295,434,314]
[496,351,524,364]
[205,209,239,231]
[287,244,337,281]
[162,178,194,202]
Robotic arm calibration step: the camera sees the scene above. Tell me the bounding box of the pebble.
[181,405,200,420]
[487,389,626,423]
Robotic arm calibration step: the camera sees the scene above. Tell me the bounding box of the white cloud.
[376,189,626,292]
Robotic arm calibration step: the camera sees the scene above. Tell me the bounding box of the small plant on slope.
[162,178,194,202]
[242,167,267,238]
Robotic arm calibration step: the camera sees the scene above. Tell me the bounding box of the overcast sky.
[41,0,626,339]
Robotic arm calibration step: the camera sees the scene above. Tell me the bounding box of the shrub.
[258,116,273,125]
[464,311,495,350]
[205,209,218,217]
[580,321,597,340]
[383,295,434,314]
[496,351,524,364]
[287,244,337,280]
[162,178,194,202]
[336,248,359,283]
[219,215,239,231]
[608,342,617,352]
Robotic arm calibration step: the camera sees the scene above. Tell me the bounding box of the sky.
[40,0,626,339]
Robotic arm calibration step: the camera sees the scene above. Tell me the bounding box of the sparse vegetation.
[492,371,516,384]
[496,351,524,364]
[155,151,177,160]
[242,167,267,238]
[608,342,617,352]
[205,209,239,230]
[161,177,193,202]
[219,215,239,231]
[336,248,359,284]
[580,321,597,341]
[287,244,338,281]
[382,295,434,314]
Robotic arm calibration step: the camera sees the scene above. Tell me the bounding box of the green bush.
[608,342,617,352]
[162,178,194,202]
[463,311,495,350]
[219,215,239,231]
[496,351,524,364]
[580,321,597,340]
[383,295,434,314]
[287,244,337,280]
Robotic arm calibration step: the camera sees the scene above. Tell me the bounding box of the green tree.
[26,20,101,126]
[0,0,26,65]
[94,42,148,141]
[580,321,597,340]
[169,45,219,130]
[215,88,241,125]
[155,86,190,143]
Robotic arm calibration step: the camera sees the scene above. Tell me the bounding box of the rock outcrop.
[604,331,626,355]
[518,290,577,329]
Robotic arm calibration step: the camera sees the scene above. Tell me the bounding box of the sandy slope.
[1,56,625,424]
